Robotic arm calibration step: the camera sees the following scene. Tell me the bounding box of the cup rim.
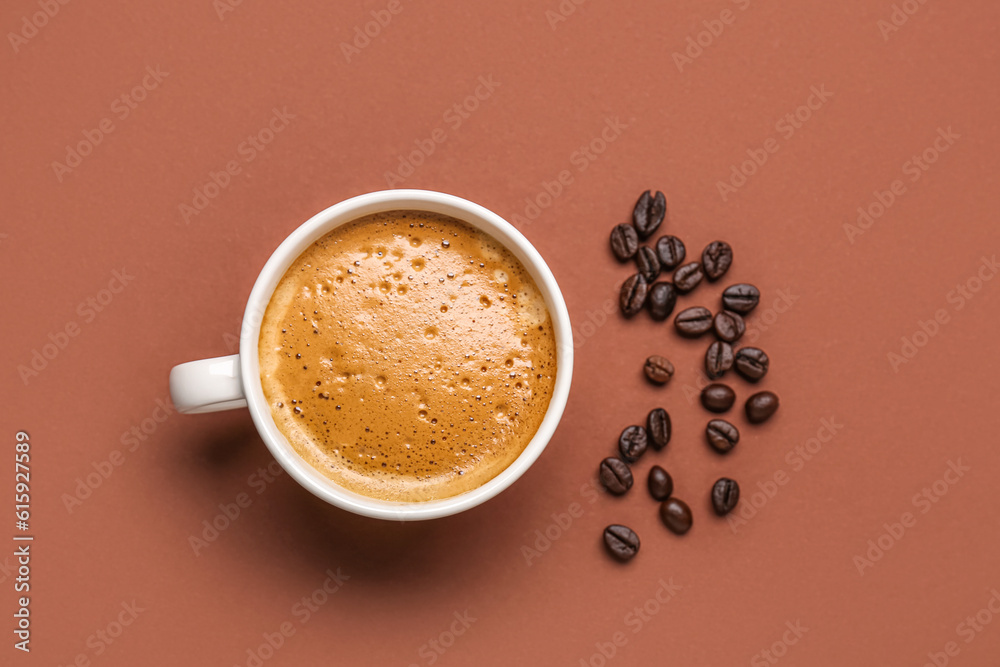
[239,190,574,520]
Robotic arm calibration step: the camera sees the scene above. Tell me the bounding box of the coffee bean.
[734,347,769,381]
[599,457,633,495]
[705,419,740,453]
[647,282,677,321]
[655,235,686,269]
[713,310,745,343]
[632,190,666,239]
[618,425,649,462]
[643,355,674,385]
[721,283,760,314]
[646,408,671,450]
[674,306,713,337]
[636,246,661,283]
[648,465,673,501]
[659,498,692,535]
[702,241,733,281]
[705,341,734,379]
[701,383,735,413]
[711,478,740,515]
[619,274,648,317]
[604,524,640,561]
[745,391,779,424]
[673,262,704,293]
[610,223,639,261]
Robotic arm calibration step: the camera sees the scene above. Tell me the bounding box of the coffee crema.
[258,210,557,502]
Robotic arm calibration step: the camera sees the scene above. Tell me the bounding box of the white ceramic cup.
[169,190,573,521]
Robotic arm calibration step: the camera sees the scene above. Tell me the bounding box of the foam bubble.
[258,209,556,502]
[514,285,547,327]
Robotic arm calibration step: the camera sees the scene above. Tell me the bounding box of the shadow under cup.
[237,190,574,521]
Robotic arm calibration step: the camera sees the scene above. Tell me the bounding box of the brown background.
[2,0,999,665]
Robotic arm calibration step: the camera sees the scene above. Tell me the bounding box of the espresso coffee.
[258,210,557,502]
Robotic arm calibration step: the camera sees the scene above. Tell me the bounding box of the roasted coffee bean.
[705,419,740,453]
[632,190,666,239]
[647,282,677,321]
[618,425,649,462]
[746,391,780,424]
[713,310,746,343]
[702,241,733,281]
[610,223,639,261]
[604,524,640,561]
[701,383,735,413]
[648,466,673,501]
[655,235,686,269]
[673,262,704,293]
[659,498,692,535]
[721,283,760,314]
[705,341,734,379]
[647,408,671,450]
[643,355,674,385]
[711,478,740,515]
[619,274,649,317]
[636,246,661,283]
[734,347,769,381]
[674,306,713,337]
[599,457,634,495]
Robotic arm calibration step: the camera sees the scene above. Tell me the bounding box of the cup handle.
[169,354,248,414]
